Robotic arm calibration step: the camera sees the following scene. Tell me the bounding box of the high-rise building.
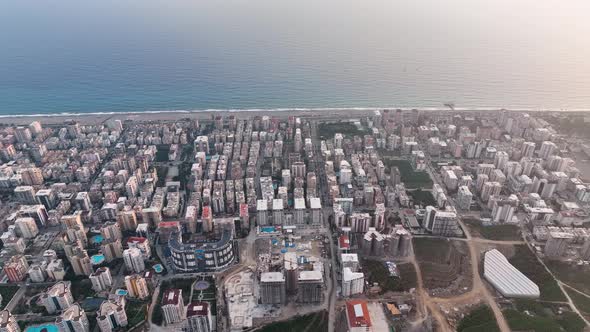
[90,267,113,292]
[161,289,185,325]
[424,206,460,237]
[35,189,57,210]
[100,222,122,242]
[260,272,286,304]
[97,299,127,332]
[46,259,66,281]
[342,268,364,297]
[124,275,149,300]
[545,232,574,258]
[4,255,29,282]
[14,186,36,205]
[126,237,151,259]
[0,310,19,332]
[186,302,213,332]
[456,186,473,210]
[15,217,39,239]
[75,192,92,211]
[100,239,123,262]
[297,271,323,303]
[123,248,145,273]
[69,249,93,276]
[28,263,47,283]
[40,281,74,314]
[56,304,90,332]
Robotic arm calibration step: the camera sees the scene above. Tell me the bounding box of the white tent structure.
[483,249,540,299]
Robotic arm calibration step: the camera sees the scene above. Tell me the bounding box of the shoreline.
[1,107,589,125]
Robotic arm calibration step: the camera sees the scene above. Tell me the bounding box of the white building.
[90,267,113,292]
[483,249,539,298]
[123,247,145,273]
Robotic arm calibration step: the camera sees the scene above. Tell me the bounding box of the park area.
[383,158,432,189]
[463,218,521,241]
[318,122,367,139]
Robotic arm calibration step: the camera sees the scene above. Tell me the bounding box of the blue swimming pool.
[153,264,164,273]
[91,254,105,265]
[91,235,104,245]
[116,289,128,296]
[261,226,276,233]
[26,324,59,332]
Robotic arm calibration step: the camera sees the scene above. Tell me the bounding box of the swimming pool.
[26,324,59,332]
[261,226,276,233]
[153,264,164,273]
[91,235,104,245]
[116,289,128,296]
[91,254,105,265]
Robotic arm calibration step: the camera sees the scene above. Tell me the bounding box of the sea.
[1,0,590,116]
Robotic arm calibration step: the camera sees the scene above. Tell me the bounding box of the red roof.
[162,289,182,306]
[339,235,350,250]
[186,301,209,317]
[158,221,180,229]
[346,300,372,328]
[126,237,147,245]
[202,206,211,219]
[239,203,249,217]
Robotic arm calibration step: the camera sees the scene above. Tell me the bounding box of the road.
[423,160,511,332]
[521,235,590,327]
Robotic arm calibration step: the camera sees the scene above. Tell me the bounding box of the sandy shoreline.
[0,107,588,125]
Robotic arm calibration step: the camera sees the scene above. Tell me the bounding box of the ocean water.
[1,0,590,115]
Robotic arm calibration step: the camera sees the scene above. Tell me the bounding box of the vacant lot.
[362,260,417,294]
[413,238,470,290]
[383,159,433,189]
[546,260,590,295]
[463,219,521,241]
[457,305,499,332]
[508,245,565,302]
[259,311,328,332]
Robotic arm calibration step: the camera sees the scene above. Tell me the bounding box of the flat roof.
[310,197,321,209]
[298,270,323,282]
[260,272,285,283]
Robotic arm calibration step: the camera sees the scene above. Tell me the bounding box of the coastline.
[1,107,589,125]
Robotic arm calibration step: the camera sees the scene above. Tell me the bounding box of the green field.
[259,311,328,332]
[564,287,590,320]
[408,189,436,207]
[383,159,432,189]
[0,286,20,309]
[508,246,565,302]
[125,300,148,328]
[463,219,521,241]
[318,122,367,139]
[503,300,585,332]
[457,305,499,332]
[362,260,417,294]
[546,260,590,295]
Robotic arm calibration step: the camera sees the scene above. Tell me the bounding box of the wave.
[0,106,589,118]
